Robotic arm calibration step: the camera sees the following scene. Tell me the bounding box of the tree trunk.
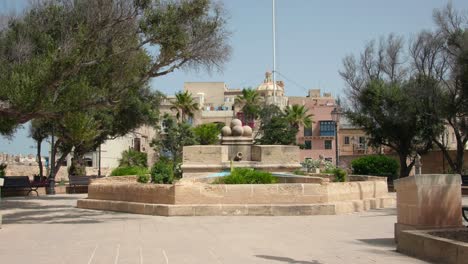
[36,139,43,178]
[398,153,414,177]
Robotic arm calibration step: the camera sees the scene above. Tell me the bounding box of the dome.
[256,72,284,93]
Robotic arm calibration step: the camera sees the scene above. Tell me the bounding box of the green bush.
[351,155,399,177]
[119,149,147,167]
[0,163,6,177]
[333,168,347,182]
[110,166,148,176]
[293,169,305,175]
[151,160,174,184]
[193,123,220,145]
[214,168,277,184]
[137,174,150,183]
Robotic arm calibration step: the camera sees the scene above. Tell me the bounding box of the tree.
[284,104,314,129]
[256,105,298,145]
[0,0,231,134]
[29,119,53,178]
[193,123,220,145]
[170,91,199,123]
[235,88,262,124]
[152,115,198,163]
[346,79,440,177]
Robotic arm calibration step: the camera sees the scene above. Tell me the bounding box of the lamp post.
[331,106,342,167]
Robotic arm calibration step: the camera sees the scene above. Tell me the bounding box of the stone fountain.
[181,118,302,178]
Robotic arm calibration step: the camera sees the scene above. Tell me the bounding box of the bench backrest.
[69,175,91,185]
[462,175,468,186]
[3,176,31,187]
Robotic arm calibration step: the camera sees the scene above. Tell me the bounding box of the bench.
[2,176,48,196]
[463,206,468,223]
[461,175,468,186]
[68,175,104,193]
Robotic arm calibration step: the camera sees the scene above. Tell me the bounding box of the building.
[288,90,337,163]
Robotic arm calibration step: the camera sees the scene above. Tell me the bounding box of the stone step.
[77,197,396,217]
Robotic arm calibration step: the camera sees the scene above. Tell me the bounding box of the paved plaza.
[0,194,467,264]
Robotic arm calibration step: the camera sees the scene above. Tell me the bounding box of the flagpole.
[272,0,277,104]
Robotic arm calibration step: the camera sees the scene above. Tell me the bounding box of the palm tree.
[284,104,314,129]
[171,91,199,123]
[235,88,262,123]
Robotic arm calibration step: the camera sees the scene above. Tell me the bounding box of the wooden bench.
[68,175,104,193]
[2,176,48,196]
[463,206,468,223]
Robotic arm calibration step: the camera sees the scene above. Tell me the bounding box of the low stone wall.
[3,164,112,181]
[397,229,468,264]
[86,176,389,205]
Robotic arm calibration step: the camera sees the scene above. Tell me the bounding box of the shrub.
[137,174,150,183]
[333,168,347,182]
[301,159,321,173]
[193,123,220,145]
[351,155,399,178]
[151,160,174,184]
[110,166,148,176]
[214,168,277,184]
[293,169,305,175]
[119,149,147,167]
[0,163,6,177]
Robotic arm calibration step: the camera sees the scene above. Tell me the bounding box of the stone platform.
[77,176,396,216]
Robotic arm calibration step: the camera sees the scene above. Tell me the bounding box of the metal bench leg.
[463,208,468,223]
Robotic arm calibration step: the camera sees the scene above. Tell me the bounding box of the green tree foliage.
[119,149,148,168]
[0,0,231,134]
[193,123,220,145]
[152,115,198,163]
[256,104,298,145]
[346,80,439,177]
[340,5,468,175]
[170,91,199,122]
[351,155,399,178]
[284,104,314,129]
[235,88,262,123]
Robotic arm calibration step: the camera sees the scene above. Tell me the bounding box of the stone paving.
[0,194,467,264]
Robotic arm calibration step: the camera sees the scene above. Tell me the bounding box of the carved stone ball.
[230,118,242,128]
[231,125,244,136]
[221,126,232,136]
[242,125,252,137]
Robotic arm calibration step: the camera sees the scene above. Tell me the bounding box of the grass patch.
[110,166,148,176]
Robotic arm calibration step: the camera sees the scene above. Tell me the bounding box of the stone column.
[394,174,463,242]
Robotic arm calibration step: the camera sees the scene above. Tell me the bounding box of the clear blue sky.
[1,0,467,155]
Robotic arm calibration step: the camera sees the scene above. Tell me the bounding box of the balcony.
[319,121,336,137]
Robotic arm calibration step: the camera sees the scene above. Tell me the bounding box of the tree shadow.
[255,255,323,264]
[0,195,140,225]
[359,208,396,217]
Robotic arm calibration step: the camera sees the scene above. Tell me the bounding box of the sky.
[1,0,468,156]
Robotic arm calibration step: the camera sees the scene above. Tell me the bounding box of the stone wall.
[4,164,112,181]
[251,145,299,164]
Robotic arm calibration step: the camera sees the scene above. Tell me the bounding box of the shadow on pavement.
[358,238,396,247]
[0,195,139,225]
[255,255,323,264]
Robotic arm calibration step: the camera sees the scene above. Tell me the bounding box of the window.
[304,140,312,150]
[325,157,333,162]
[324,140,332,149]
[304,127,312,137]
[319,121,336,136]
[344,136,350,145]
[133,138,141,152]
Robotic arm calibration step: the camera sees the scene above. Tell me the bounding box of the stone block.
[183,145,228,164]
[167,205,194,216]
[397,231,425,258]
[423,234,457,263]
[395,174,463,228]
[193,205,223,216]
[220,205,248,216]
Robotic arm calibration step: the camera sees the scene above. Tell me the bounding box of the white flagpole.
[272,0,277,104]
